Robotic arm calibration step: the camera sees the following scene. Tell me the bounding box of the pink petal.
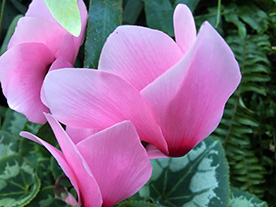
[62,193,80,206]
[74,0,88,41]
[173,4,196,54]
[43,68,168,154]
[141,22,241,157]
[19,131,81,205]
[55,33,78,63]
[49,57,73,72]
[146,144,168,159]
[77,121,152,206]
[98,25,183,91]
[8,17,69,59]
[45,114,103,207]
[66,126,100,144]
[25,0,57,23]
[25,0,87,44]
[40,57,73,108]
[0,43,54,123]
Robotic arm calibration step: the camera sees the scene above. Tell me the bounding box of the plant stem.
[215,0,221,28]
[0,0,7,39]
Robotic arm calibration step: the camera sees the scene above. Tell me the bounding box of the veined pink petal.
[45,114,103,207]
[77,121,152,206]
[8,17,68,58]
[141,22,241,157]
[173,4,196,54]
[99,25,183,91]
[66,126,100,144]
[0,43,54,123]
[43,68,168,154]
[19,131,81,206]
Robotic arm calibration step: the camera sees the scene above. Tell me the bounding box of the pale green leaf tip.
[44,0,82,37]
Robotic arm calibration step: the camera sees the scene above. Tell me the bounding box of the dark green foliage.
[229,187,268,207]
[84,0,123,68]
[123,0,143,24]
[0,108,68,206]
[143,0,174,36]
[117,200,157,207]
[0,154,41,206]
[207,1,276,204]
[27,186,71,207]
[217,34,271,198]
[128,137,231,206]
[0,0,275,206]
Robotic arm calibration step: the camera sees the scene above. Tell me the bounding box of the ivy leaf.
[0,131,19,159]
[229,187,268,207]
[19,138,50,166]
[84,0,122,68]
[36,159,55,188]
[117,200,157,207]
[0,154,40,207]
[44,0,81,36]
[28,186,69,207]
[2,108,28,135]
[140,137,230,206]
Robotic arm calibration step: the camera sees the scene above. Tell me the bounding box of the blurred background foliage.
[0,0,276,206]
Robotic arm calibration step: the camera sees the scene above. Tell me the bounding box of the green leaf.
[22,121,42,135]
[19,123,57,166]
[239,6,268,34]
[0,14,23,55]
[195,7,223,34]
[123,0,143,24]
[142,137,230,206]
[19,138,50,166]
[44,0,81,36]
[0,154,40,207]
[1,109,28,135]
[143,0,174,36]
[229,187,268,207]
[0,131,19,159]
[9,0,28,14]
[36,159,55,188]
[84,0,122,68]
[50,156,64,180]
[28,186,69,207]
[117,200,157,207]
[174,0,201,12]
[35,122,58,146]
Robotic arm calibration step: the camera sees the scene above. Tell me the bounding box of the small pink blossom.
[20,114,152,207]
[0,0,87,123]
[42,4,241,157]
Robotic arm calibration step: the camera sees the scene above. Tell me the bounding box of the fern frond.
[211,33,271,198]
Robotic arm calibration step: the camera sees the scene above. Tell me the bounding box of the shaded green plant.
[207,1,275,204]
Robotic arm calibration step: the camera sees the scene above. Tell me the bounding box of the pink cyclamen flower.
[42,4,241,157]
[0,0,87,124]
[20,114,152,207]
